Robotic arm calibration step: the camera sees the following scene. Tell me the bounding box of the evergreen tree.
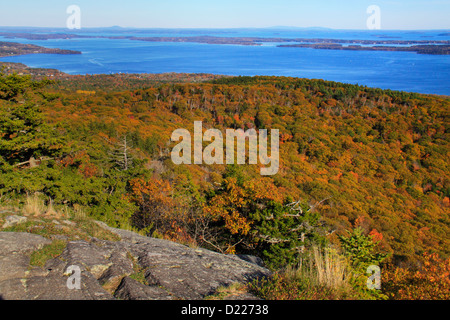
[0,72,61,167]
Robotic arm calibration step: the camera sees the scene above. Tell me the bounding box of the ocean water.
[0,28,449,95]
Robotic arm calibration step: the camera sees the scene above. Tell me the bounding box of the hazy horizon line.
[0,25,449,32]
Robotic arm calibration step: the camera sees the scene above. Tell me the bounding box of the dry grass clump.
[22,193,46,216]
[22,193,67,219]
[249,246,359,300]
[292,246,351,290]
[71,204,87,220]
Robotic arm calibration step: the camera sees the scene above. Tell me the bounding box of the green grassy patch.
[29,239,68,267]
[1,209,121,243]
[127,251,149,286]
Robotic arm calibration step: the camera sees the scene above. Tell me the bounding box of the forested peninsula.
[0,41,81,58]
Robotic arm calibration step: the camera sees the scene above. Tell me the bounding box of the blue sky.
[1,0,449,29]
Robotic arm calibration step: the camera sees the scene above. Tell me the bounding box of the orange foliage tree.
[128,177,175,235]
[203,176,288,254]
[382,252,450,300]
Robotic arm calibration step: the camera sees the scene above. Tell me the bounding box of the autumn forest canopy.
[0,70,449,299]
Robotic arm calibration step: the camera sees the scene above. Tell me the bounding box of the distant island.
[277,43,450,55]
[0,41,81,58]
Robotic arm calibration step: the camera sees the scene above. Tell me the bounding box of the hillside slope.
[1,71,449,272]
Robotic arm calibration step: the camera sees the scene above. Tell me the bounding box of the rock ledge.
[0,222,270,300]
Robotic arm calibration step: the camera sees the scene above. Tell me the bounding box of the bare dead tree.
[104,134,134,171]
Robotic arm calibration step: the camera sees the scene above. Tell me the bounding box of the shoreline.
[1,61,449,98]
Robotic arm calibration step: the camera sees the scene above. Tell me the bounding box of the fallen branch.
[13,157,55,168]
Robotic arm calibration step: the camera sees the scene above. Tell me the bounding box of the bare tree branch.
[13,156,54,168]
